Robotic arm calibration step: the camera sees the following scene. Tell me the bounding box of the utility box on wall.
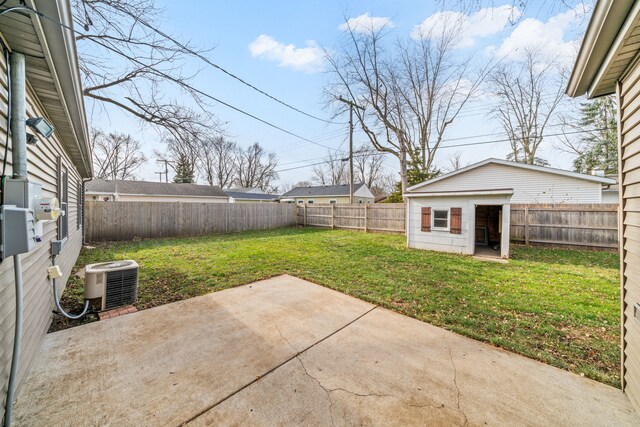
[0,178,43,259]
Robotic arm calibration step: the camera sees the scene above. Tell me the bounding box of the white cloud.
[412,5,522,48]
[338,13,394,33]
[486,3,589,65]
[249,34,325,73]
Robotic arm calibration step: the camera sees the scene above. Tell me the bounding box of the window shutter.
[421,207,431,232]
[450,207,462,234]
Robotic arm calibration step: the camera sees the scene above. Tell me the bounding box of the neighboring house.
[404,158,616,259]
[85,180,229,203]
[602,174,619,203]
[280,183,375,204]
[226,187,267,194]
[567,0,640,414]
[225,191,279,203]
[0,1,92,422]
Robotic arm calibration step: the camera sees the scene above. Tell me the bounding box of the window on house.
[297,200,304,204]
[432,209,449,230]
[307,200,314,204]
[329,200,337,204]
[59,165,69,240]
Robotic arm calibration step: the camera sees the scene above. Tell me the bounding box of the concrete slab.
[12,275,374,426]
[190,307,638,427]
[12,275,638,426]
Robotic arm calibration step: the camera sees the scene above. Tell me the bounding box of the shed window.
[329,200,337,204]
[307,200,314,204]
[297,200,304,204]
[433,209,449,230]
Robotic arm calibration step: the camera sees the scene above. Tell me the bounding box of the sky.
[89,0,593,189]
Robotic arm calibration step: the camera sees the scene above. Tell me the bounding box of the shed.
[566,0,640,413]
[404,158,615,259]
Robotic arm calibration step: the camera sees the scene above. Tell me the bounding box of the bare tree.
[311,151,348,185]
[73,0,220,140]
[91,129,147,180]
[353,145,386,189]
[198,136,237,188]
[279,181,311,194]
[236,143,279,192]
[326,18,487,193]
[446,151,467,172]
[490,49,565,166]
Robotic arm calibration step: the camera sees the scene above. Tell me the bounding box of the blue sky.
[91,1,591,188]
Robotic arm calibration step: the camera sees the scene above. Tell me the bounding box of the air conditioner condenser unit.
[84,260,139,311]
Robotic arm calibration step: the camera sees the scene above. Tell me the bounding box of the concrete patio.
[13,275,638,426]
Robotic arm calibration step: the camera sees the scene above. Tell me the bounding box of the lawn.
[53,227,621,387]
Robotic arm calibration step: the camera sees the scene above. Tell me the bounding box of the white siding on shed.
[412,163,603,203]
[407,193,511,257]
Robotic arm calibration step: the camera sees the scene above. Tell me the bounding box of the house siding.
[85,194,229,203]
[0,50,83,420]
[412,163,603,203]
[619,60,640,411]
[287,196,374,204]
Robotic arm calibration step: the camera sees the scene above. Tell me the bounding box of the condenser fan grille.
[104,268,138,309]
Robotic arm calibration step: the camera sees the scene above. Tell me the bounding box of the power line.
[276,127,613,173]
[74,4,346,125]
[6,5,341,151]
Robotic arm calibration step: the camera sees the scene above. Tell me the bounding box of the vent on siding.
[104,268,138,309]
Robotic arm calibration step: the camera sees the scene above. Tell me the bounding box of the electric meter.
[33,197,63,221]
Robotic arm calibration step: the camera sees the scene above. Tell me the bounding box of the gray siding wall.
[412,163,603,203]
[0,50,83,420]
[620,60,640,411]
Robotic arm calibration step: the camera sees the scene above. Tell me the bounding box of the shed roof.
[282,183,367,197]
[0,0,92,177]
[567,1,640,98]
[406,158,616,193]
[86,179,229,198]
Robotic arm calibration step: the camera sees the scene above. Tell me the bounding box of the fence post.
[331,204,335,229]
[364,204,368,233]
[524,205,529,246]
[303,204,307,226]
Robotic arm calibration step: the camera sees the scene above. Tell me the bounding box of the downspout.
[4,52,26,427]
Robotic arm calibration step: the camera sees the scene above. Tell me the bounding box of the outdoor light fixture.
[26,117,54,138]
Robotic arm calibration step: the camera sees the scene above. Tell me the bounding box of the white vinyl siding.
[0,52,83,420]
[412,163,603,203]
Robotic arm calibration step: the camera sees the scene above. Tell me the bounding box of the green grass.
[54,227,621,387]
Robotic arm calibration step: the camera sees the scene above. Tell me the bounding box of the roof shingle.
[86,179,229,198]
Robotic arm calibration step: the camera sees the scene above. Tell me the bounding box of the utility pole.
[338,96,364,203]
[157,159,172,183]
[155,171,165,182]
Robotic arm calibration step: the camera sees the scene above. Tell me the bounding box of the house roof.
[406,158,616,193]
[404,189,514,198]
[0,0,92,177]
[567,1,640,98]
[281,183,367,197]
[86,179,229,198]
[226,187,266,194]
[225,191,279,201]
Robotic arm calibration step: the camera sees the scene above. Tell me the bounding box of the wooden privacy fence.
[85,201,297,242]
[297,203,405,234]
[509,203,619,251]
